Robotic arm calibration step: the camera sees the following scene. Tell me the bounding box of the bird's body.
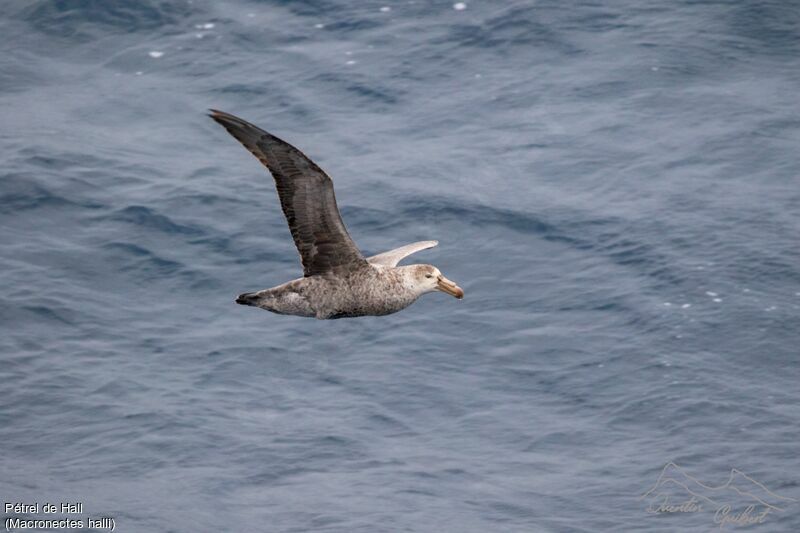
[238,264,422,319]
[209,110,463,319]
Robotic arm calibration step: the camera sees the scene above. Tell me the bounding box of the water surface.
[2,1,799,531]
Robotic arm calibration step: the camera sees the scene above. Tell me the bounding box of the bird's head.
[409,264,464,299]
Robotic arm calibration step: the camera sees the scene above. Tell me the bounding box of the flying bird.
[209,110,463,319]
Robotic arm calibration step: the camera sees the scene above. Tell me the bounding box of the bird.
[209,110,464,319]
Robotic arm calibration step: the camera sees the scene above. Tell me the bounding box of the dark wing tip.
[209,109,239,125]
[208,109,256,129]
[208,109,268,153]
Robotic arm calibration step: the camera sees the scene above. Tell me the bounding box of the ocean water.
[2,1,799,531]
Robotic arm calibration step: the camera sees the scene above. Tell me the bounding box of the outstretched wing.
[367,240,439,267]
[209,110,366,277]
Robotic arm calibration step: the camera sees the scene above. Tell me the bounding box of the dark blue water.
[2,1,799,531]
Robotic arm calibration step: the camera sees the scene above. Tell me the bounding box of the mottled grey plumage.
[210,110,463,319]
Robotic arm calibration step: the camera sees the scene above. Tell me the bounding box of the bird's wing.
[367,240,439,267]
[209,110,366,277]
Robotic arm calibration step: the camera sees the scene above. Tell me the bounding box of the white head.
[404,264,464,299]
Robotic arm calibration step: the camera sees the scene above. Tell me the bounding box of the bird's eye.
[425,274,433,278]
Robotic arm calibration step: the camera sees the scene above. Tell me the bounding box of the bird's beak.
[437,275,464,299]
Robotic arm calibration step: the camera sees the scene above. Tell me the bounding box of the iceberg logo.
[640,462,796,529]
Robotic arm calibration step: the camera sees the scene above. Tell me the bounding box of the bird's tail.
[235,292,260,306]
